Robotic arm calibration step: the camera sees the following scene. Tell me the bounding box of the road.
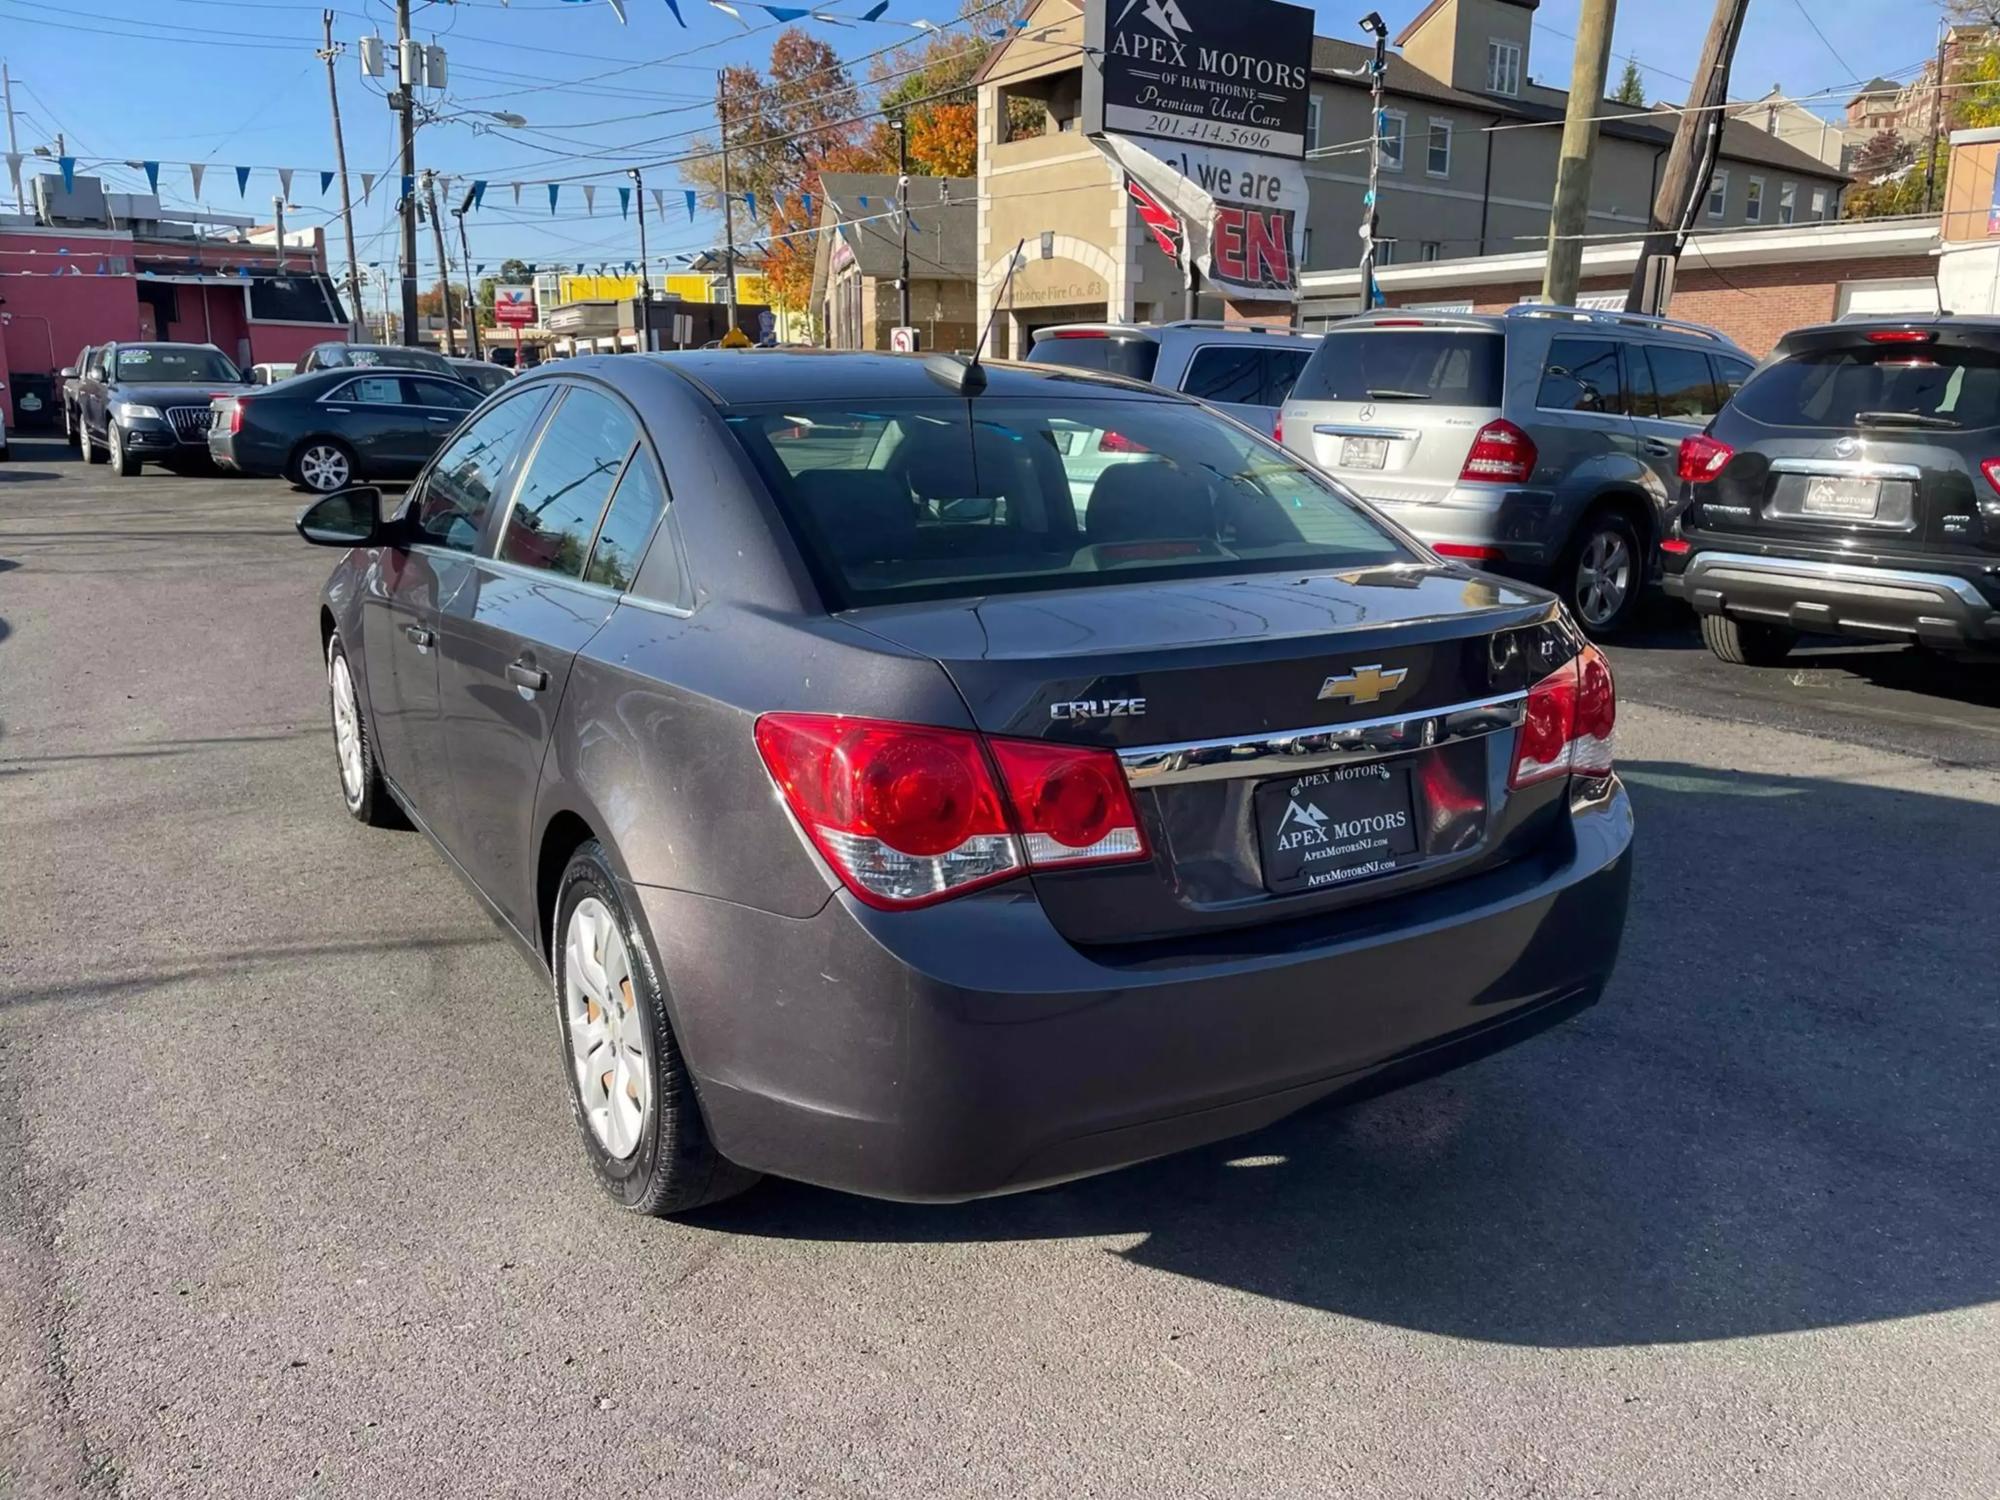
[3,435,1997,1498]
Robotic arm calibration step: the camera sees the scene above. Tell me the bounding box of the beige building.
[975,0,1851,341]
[1730,88,1846,170]
[810,173,978,351]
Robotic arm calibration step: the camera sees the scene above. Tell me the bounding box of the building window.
[1811,186,1830,220]
[1707,169,1728,218]
[1301,227,1313,268]
[1307,95,1322,151]
[1779,181,1796,224]
[1379,110,1406,170]
[1487,39,1522,97]
[1427,118,1452,176]
[1746,176,1764,222]
[1420,241,1442,262]
[1375,238,1398,266]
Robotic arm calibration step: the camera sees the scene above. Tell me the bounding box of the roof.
[1394,0,1536,48]
[1849,76,1902,102]
[815,173,976,280]
[614,349,1175,406]
[1309,36,1850,182]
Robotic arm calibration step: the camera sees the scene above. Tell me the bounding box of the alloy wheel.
[1574,528,1631,628]
[564,897,651,1161]
[109,426,124,472]
[329,651,364,809]
[300,445,350,492]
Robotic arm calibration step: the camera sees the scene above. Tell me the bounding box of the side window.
[413,390,548,553]
[1712,355,1754,402]
[406,377,479,410]
[1625,343,1660,419]
[1264,350,1313,407]
[336,376,402,405]
[1537,337,1624,415]
[1181,346,1264,405]
[1645,345,1720,423]
[586,452,670,594]
[497,387,639,578]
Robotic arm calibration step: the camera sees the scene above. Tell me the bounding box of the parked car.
[248,362,298,386]
[296,342,460,379]
[1026,320,1320,434]
[294,350,1632,1215]
[59,345,98,447]
[72,342,250,476]
[1281,305,1757,635]
[449,357,512,395]
[210,367,481,492]
[1664,315,2000,664]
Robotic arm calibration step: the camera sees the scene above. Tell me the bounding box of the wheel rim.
[564,897,650,1161]
[329,651,364,808]
[301,445,349,492]
[1575,528,1631,626]
[109,427,123,469]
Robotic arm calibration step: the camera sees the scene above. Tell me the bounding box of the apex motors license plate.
[1340,436,1388,470]
[1255,762,1421,893]
[1802,476,1881,519]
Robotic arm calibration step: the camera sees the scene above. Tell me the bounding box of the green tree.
[1843,137,1939,219]
[1611,58,1646,106]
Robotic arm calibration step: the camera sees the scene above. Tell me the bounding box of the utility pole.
[718,72,739,332]
[393,0,420,346]
[318,12,364,339]
[453,189,482,360]
[423,171,457,356]
[1623,0,1749,314]
[628,166,652,352]
[2,61,23,215]
[1357,13,1389,313]
[894,112,911,327]
[1924,19,1948,214]
[1541,0,1617,306]
[272,195,288,274]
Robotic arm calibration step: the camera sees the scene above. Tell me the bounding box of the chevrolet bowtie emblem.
[1319,664,1409,705]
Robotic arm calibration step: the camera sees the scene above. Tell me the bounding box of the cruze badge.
[1051,698,1146,720]
[1318,665,1408,705]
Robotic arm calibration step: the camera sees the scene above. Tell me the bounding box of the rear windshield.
[110,346,241,384]
[1290,329,1504,406]
[725,397,1413,608]
[1026,334,1161,383]
[1732,343,2000,431]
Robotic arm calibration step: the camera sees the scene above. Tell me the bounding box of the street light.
[888,112,910,329]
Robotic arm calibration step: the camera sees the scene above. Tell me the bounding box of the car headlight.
[113,401,163,421]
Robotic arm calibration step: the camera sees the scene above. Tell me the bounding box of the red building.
[0,173,350,431]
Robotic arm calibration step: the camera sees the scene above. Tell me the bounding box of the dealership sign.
[493,287,537,327]
[1084,0,1314,161]
[1102,134,1306,301]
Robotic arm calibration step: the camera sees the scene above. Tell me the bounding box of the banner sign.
[1103,134,1306,300]
[1084,0,1314,161]
[1124,176,1184,264]
[493,288,537,327]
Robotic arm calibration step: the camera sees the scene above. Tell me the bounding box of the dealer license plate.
[1341,436,1388,470]
[1802,476,1881,519]
[1254,761,1421,894]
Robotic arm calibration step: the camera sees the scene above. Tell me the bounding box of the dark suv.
[1665,317,2000,664]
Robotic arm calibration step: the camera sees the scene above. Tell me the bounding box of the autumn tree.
[1611,58,1645,106]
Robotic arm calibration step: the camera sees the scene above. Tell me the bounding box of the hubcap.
[329,651,364,807]
[564,897,650,1161]
[301,446,349,492]
[1575,528,1631,627]
[109,428,123,468]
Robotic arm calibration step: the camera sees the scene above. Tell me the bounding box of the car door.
[1178,344,1269,428]
[1628,341,1724,495]
[1533,333,1643,498]
[399,377,481,473]
[80,348,111,439]
[320,375,411,474]
[433,382,653,936]
[359,387,552,825]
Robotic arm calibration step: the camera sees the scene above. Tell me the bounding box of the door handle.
[427,415,453,424]
[403,623,434,651]
[506,661,549,693]
[1643,437,1677,456]
[325,406,351,413]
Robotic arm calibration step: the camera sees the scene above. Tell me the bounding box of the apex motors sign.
[1084,0,1314,160]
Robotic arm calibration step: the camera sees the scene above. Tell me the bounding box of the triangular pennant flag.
[709,0,746,23]
[662,0,684,21]
[858,194,869,209]
[143,161,160,194]
[618,186,630,220]
[360,171,376,202]
[759,5,808,18]
[608,0,628,18]
[190,163,206,199]
[236,165,252,196]
[862,0,887,16]
[908,17,936,29]
[684,189,696,221]
[470,180,487,210]
[813,12,850,24]
[95,260,107,275]
[321,169,335,195]
[548,182,561,214]
[651,188,664,218]
[59,156,76,193]
[511,181,522,206]
[744,190,755,217]
[278,168,294,201]
[576,262,585,274]
[4,153,21,205]
[908,217,919,233]
[475,263,486,274]
[582,184,596,215]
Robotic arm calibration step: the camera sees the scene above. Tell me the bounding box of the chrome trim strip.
[1767,457,1921,480]
[1684,550,1991,608]
[1118,692,1527,788]
[1312,423,1422,441]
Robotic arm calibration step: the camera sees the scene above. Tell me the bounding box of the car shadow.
[692,759,2000,1349]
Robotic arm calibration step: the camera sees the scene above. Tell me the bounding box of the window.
[1707,170,1729,219]
[498,387,640,578]
[406,377,480,410]
[1182,346,1264,405]
[1779,181,1797,224]
[1746,176,1765,222]
[1427,118,1452,177]
[1379,110,1406,170]
[1713,354,1754,400]
[1732,343,2000,430]
[1025,333,1160,381]
[1811,186,1830,220]
[1263,350,1313,406]
[1291,330,1505,406]
[1301,226,1314,269]
[1641,345,1721,423]
[1307,95,1322,151]
[1420,241,1443,262]
[1487,39,1522,96]
[411,390,548,552]
[586,452,669,594]
[1537,337,1625,415]
[1375,238,1398,266]
[333,376,404,405]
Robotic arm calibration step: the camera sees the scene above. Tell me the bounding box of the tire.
[82,423,107,465]
[64,404,79,449]
[290,439,356,494]
[1559,507,1645,636]
[553,841,758,1218]
[326,633,398,827]
[1700,612,1798,667]
[107,423,140,477]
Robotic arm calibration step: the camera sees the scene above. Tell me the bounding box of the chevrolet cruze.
[297,350,1633,1215]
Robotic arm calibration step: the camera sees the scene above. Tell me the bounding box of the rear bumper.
[1664,546,2000,646]
[632,787,1633,1201]
[1363,486,1559,572]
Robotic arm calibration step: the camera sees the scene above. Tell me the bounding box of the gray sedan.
[297,351,1633,1216]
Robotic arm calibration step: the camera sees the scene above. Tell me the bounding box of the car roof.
[1782,312,2000,345]
[1327,304,1745,353]
[1031,320,1319,345]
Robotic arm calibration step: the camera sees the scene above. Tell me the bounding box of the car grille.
[167,406,215,442]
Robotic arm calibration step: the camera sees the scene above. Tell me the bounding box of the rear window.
[1289,329,1503,405]
[725,397,1411,609]
[1731,343,2000,431]
[1026,333,1161,383]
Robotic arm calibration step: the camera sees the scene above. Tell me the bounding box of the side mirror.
[296,486,387,547]
[59,366,78,380]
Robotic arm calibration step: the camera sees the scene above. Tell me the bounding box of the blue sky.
[0,0,1937,280]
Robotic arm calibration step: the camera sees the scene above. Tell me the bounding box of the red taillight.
[1458,419,1536,484]
[1508,645,1616,790]
[1434,542,1505,561]
[753,714,1146,909]
[1677,432,1733,483]
[1273,410,1283,445]
[1659,536,1691,555]
[1045,329,1108,340]
[1098,430,1149,453]
[1864,328,1935,344]
[1980,458,2000,496]
[225,399,248,434]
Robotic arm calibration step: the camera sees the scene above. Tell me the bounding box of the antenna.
[971,238,1026,368]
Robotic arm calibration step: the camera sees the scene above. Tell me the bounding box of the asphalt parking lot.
[3,433,1998,1498]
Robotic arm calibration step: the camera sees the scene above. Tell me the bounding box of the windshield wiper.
[1853,410,1959,430]
[1364,388,1434,400]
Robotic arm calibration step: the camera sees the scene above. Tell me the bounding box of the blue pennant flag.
[759,4,808,16]
[618,185,630,220]
[549,183,561,214]
[862,0,887,16]
[802,191,813,219]
[236,165,252,197]
[59,156,75,193]
[908,217,919,233]
[858,193,869,209]
[684,189,696,221]
[744,190,755,217]
[576,262,585,274]
[95,259,107,275]
[143,161,160,195]
[470,180,487,211]
[321,170,335,195]
[476,263,486,274]
[661,0,685,21]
